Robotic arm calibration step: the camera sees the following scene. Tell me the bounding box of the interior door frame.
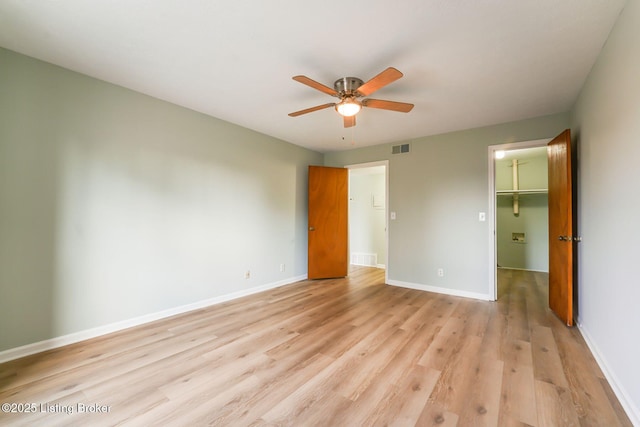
[487,138,551,300]
[345,160,389,284]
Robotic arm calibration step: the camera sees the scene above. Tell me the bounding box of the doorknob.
[558,235,568,241]
[309,226,315,231]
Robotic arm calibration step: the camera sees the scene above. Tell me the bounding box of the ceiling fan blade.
[362,98,414,113]
[343,115,356,128]
[292,75,338,96]
[356,67,403,96]
[288,103,335,117]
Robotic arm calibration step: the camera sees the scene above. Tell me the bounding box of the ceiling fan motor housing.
[334,77,364,96]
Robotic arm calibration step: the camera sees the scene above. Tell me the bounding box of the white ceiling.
[0,1,626,153]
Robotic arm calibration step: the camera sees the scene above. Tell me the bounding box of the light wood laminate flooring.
[0,267,632,426]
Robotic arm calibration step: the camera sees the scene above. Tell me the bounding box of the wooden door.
[308,166,348,279]
[547,129,574,326]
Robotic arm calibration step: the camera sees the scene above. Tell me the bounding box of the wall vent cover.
[392,143,410,154]
[351,252,378,267]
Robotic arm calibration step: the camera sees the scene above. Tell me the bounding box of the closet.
[495,147,549,272]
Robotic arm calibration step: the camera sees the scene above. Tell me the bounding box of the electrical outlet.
[437,268,444,277]
[245,270,251,279]
[280,263,285,272]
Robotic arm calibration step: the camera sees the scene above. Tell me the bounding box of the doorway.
[346,161,389,283]
[488,139,550,300]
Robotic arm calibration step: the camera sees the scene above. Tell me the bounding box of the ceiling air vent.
[391,143,410,154]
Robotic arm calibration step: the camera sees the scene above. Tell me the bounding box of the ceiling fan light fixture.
[336,98,361,117]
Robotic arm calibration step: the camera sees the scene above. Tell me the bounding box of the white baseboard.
[387,279,492,301]
[350,263,386,270]
[577,320,640,426]
[0,274,307,364]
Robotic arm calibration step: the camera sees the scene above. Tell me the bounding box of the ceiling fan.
[288,67,414,128]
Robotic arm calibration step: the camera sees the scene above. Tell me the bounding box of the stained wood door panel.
[308,165,348,279]
[548,129,574,326]
[0,267,632,426]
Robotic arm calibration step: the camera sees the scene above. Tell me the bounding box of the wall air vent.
[391,143,410,154]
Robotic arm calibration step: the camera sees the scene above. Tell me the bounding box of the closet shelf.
[496,189,548,195]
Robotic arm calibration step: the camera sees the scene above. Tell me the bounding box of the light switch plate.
[479,212,486,222]
[390,211,396,220]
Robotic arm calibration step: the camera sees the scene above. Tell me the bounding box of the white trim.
[488,138,551,301]
[488,145,497,301]
[0,274,306,364]
[387,279,492,301]
[345,160,390,285]
[577,321,640,426]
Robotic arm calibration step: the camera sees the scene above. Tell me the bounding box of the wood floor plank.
[503,273,531,342]
[534,380,580,427]
[531,325,570,388]
[416,402,460,426]
[401,293,457,332]
[477,305,507,362]
[417,315,467,370]
[259,354,348,424]
[368,365,440,426]
[456,357,504,426]
[131,373,263,426]
[324,322,443,425]
[210,352,336,426]
[499,354,537,426]
[333,328,412,401]
[425,333,484,414]
[0,266,632,426]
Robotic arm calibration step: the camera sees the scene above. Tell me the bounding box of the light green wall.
[496,194,548,271]
[0,48,322,352]
[349,172,386,267]
[495,155,548,191]
[571,0,640,421]
[325,113,569,296]
[496,154,548,271]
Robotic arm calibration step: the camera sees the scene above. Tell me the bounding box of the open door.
[308,166,348,279]
[548,129,574,326]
